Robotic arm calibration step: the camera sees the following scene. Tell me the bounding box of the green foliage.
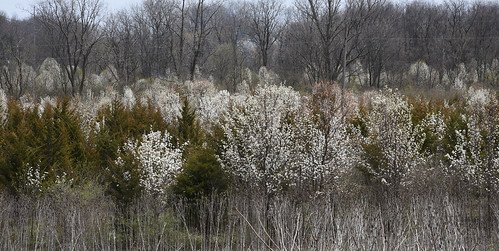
[107,148,142,207]
[205,123,226,156]
[39,99,88,184]
[0,101,39,193]
[409,98,444,154]
[359,143,385,183]
[175,98,203,148]
[173,147,228,200]
[349,105,369,137]
[0,99,88,194]
[442,106,468,156]
[171,99,228,200]
[95,99,168,206]
[0,85,497,199]
[95,98,167,167]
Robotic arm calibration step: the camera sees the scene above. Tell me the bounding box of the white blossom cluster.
[465,87,496,108]
[418,112,446,142]
[446,115,499,191]
[25,164,47,193]
[408,61,432,85]
[197,90,230,126]
[0,88,6,124]
[361,88,426,186]
[141,85,181,124]
[122,131,183,195]
[19,95,36,110]
[220,84,303,194]
[71,87,119,136]
[54,172,74,186]
[220,82,363,194]
[35,58,62,94]
[298,115,359,191]
[184,80,218,100]
[86,74,105,92]
[122,86,136,108]
[454,63,478,89]
[37,96,57,116]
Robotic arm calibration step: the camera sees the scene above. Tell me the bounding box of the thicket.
[0,78,497,249]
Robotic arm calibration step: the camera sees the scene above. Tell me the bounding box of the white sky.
[1,0,445,20]
[1,0,144,19]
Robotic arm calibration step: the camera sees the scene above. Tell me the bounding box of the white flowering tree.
[122,86,136,108]
[220,84,302,195]
[197,90,230,126]
[446,115,499,192]
[120,131,183,195]
[298,115,359,193]
[35,58,63,95]
[221,83,362,196]
[0,89,6,124]
[300,82,360,193]
[446,88,499,192]
[417,111,447,158]
[86,74,104,93]
[23,164,47,193]
[360,88,426,187]
[24,163,73,193]
[140,84,181,124]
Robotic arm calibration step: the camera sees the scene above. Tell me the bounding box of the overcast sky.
[1,0,442,20]
[1,0,145,19]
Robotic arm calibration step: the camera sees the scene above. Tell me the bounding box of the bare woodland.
[0,0,498,250]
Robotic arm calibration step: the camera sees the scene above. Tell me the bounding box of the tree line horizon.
[0,0,498,97]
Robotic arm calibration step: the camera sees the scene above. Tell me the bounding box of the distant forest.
[0,1,498,250]
[0,0,498,97]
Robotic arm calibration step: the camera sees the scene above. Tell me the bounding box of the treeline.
[1,0,499,97]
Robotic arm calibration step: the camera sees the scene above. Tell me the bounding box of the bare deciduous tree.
[294,0,385,84]
[188,0,222,81]
[105,10,140,85]
[34,0,104,95]
[247,0,287,68]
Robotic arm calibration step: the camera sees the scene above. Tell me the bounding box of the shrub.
[173,147,228,200]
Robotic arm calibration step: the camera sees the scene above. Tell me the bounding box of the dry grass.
[0,188,497,250]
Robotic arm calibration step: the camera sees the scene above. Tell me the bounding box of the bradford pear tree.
[197,90,229,126]
[141,84,181,124]
[220,84,302,195]
[122,86,136,108]
[446,88,499,191]
[298,115,359,194]
[119,130,183,196]
[300,82,360,193]
[0,89,6,124]
[35,58,62,95]
[359,88,426,187]
[446,115,499,191]
[221,83,362,195]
